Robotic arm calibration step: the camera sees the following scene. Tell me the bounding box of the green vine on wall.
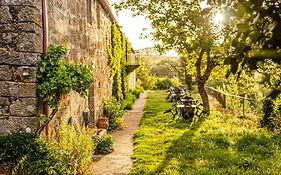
[36,44,93,135]
[107,23,133,101]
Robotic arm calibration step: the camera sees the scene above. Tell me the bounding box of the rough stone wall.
[47,0,112,130]
[0,0,42,134]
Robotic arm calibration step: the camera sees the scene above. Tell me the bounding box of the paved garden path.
[88,93,147,175]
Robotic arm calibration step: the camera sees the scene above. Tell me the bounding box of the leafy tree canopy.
[150,59,178,78]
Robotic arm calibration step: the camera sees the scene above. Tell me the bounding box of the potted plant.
[97,117,109,129]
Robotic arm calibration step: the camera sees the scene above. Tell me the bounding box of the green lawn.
[130,90,281,175]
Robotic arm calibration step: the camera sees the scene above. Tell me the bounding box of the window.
[87,0,92,25]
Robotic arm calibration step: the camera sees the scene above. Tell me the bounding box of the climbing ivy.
[107,23,133,102]
[36,44,93,135]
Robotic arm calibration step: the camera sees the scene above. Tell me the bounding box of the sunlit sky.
[108,0,154,50]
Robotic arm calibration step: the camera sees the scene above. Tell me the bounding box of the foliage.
[0,133,73,175]
[130,88,143,99]
[214,0,281,104]
[154,77,181,90]
[57,124,95,174]
[136,58,181,90]
[136,64,155,90]
[262,97,281,131]
[262,98,275,131]
[115,0,281,115]
[107,23,133,101]
[122,93,136,110]
[220,0,281,73]
[154,78,171,90]
[150,59,178,78]
[213,72,262,114]
[177,56,193,90]
[257,60,281,99]
[37,44,93,109]
[104,97,126,131]
[36,44,93,135]
[114,0,229,114]
[130,90,281,174]
[122,87,143,110]
[0,126,95,175]
[94,134,114,155]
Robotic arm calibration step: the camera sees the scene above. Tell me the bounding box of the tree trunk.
[195,49,214,115]
[185,74,192,91]
[197,82,210,114]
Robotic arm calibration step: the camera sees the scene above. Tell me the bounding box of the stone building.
[0,0,134,135]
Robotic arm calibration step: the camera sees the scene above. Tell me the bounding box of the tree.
[220,0,281,65]
[115,0,281,114]
[217,0,281,97]
[177,56,193,91]
[115,0,227,114]
[150,59,177,78]
[136,59,155,90]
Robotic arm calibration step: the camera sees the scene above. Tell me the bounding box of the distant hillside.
[135,47,179,64]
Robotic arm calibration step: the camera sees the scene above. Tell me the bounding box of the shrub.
[0,133,73,175]
[104,97,126,131]
[57,124,95,174]
[136,65,156,90]
[131,88,142,99]
[261,98,275,130]
[94,135,114,155]
[262,97,281,131]
[155,78,172,90]
[123,94,136,110]
[37,44,93,109]
[154,77,181,90]
[123,101,134,110]
[0,125,95,175]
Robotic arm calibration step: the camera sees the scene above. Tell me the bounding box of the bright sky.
[108,0,154,50]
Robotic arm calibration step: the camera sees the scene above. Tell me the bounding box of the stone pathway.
[88,93,147,175]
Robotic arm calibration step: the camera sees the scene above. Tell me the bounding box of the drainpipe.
[43,0,48,54]
[42,0,50,137]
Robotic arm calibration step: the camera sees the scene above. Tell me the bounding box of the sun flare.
[213,12,224,25]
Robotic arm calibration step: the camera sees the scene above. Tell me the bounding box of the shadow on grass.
[151,118,281,175]
[132,91,281,174]
[153,116,207,174]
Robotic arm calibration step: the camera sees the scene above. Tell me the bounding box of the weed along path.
[88,93,147,175]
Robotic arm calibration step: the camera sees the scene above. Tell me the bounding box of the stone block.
[0,0,41,9]
[0,24,14,33]
[0,65,13,80]
[15,23,41,33]
[0,6,12,24]
[0,50,41,66]
[0,82,37,97]
[10,98,37,116]
[0,106,9,115]
[0,97,10,106]
[7,6,41,26]
[0,116,37,135]
[17,6,42,26]
[15,33,42,53]
[0,33,17,45]
[13,66,37,83]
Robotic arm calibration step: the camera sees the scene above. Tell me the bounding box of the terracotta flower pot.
[97,117,109,129]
